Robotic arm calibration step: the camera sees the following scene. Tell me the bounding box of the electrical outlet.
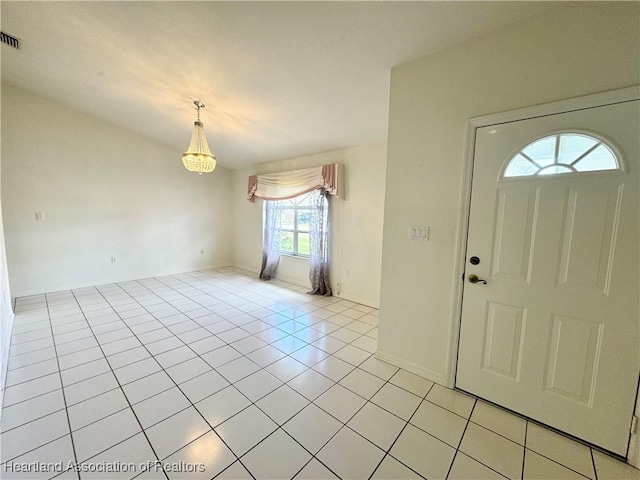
[110,256,117,264]
[345,269,351,278]
[35,212,44,221]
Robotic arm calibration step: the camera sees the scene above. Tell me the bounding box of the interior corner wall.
[378,2,640,385]
[1,83,233,297]
[231,144,387,308]
[0,137,15,419]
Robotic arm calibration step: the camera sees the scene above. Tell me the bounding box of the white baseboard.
[334,292,379,309]
[232,264,260,276]
[231,263,310,290]
[12,263,233,298]
[273,273,311,290]
[375,350,452,388]
[269,277,380,309]
[232,264,379,308]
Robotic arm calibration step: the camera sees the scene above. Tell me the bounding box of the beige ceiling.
[1,1,559,169]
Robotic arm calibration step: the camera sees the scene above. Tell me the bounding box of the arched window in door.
[503,133,620,178]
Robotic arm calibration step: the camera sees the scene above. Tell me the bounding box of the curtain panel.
[247,164,342,202]
[259,201,282,280]
[308,190,332,296]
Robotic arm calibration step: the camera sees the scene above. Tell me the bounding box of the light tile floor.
[1,267,639,480]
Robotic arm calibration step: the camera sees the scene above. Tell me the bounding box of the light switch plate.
[409,225,429,240]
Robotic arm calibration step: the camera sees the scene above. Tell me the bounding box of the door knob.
[467,274,487,285]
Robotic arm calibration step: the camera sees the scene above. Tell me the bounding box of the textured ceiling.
[1,1,559,169]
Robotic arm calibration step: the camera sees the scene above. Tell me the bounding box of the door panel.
[482,301,526,380]
[543,314,602,405]
[457,100,639,455]
[491,189,538,280]
[556,185,622,293]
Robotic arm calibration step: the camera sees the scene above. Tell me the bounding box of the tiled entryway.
[1,268,638,479]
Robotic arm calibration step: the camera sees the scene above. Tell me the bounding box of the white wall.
[232,144,386,307]
[1,83,233,296]
[378,3,640,385]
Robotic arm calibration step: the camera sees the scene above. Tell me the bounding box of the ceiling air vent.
[1,32,21,49]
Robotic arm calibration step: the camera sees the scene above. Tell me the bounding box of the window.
[266,192,326,257]
[503,133,619,178]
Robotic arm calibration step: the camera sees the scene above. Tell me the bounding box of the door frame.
[447,85,640,456]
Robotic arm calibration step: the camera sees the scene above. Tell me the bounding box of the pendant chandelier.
[182,101,216,174]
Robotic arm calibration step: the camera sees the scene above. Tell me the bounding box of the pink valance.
[247,164,343,202]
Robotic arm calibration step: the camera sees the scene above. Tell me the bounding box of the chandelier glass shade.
[182,101,216,174]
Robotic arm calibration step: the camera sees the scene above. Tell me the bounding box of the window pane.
[296,193,313,207]
[504,154,539,177]
[281,209,295,230]
[280,231,294,253]
[298,233,310,256]
[539,165,573,175]
[574,144,618,172]
[297,210,311,231]
[558,134,598,165]
[522,135,556,167]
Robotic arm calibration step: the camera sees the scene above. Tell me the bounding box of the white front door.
[456,99,639,456]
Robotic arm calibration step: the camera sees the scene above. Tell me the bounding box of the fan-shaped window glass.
[503,133,619,178]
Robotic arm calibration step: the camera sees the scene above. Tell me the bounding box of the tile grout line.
[367,381,437,480]
[5,293,381,433]
[274,350,396,479]
[6,297,259,387]
[468,415,595,480]
[287,360,416,479]
[444,396,478,480]
[8,334,117,375]
[137,274,381,399]
[41,292,80,479]
[127,274,353,476]
[10,336,380,474]
[132,273,387,478]
[0,306,70,464]
[523,448,595,480]
[452,410,525,480]
[5,270,443,480]
[521,420,528,480]
[5,327,238,420]
[66,289,170,480]
[86,280,257,480]
[151,273,347,328]
[14,284,424,480]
